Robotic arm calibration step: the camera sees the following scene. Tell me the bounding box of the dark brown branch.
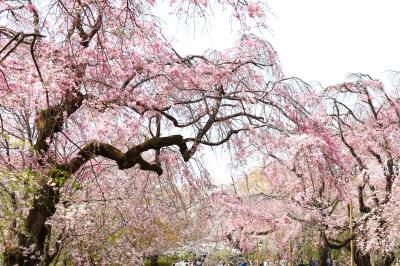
[30,36,49,106]
[361,85,378,119]
[184,84,223,158]
[34,91,85,153]
[322,231,354,249]
[0,27,45,44]
[327,198,340,216]
[327,99,364,124]
[334,101,365,169]
[0,31,21,55]
[358,184,371,213]
[73,11,102,47]
[160,110,207,128]
[64,135,189,175]
[0,33,25,63]
[226,232,241,251]
[185,129,243,146]
[251,230,272,236]
[368,147,383,164]
[215,112,264,122]
[383,158,395,203]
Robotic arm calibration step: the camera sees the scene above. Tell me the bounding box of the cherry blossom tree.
[0,0,295,265]
[3,1,399,265]
[323,73,400,266]
[221,73,400,266]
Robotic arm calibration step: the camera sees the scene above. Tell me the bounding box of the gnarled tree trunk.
[4,183,59,266]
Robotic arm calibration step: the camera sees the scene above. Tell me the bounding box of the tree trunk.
[374,251,395,266]
[150,255,159,266]
[318,244,329,266]
[4,183,59,266]
[355,250,371,266]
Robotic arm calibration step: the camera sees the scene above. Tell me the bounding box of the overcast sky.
[160,0,400,184]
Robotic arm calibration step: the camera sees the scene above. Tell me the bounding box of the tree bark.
[150,255,159,266]
[4,183,59,266]
[318,244,329,266]
[374,251,395,266]
[354,250,371,266]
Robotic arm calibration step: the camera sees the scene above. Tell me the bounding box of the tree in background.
[222,73,400,266]
[322,74,400,266]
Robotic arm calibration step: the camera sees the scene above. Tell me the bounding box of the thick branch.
[184,84,223,158]
[34,91,85,153]
[323,231,354,250]
[74,12,102,47]
[65,135,189,175]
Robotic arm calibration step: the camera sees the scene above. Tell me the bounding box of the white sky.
[160,0,400,184]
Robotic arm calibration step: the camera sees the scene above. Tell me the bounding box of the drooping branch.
[368,147,383,165]
[334,101,365,169]
[360,85,378,120]
[326,99,364,124]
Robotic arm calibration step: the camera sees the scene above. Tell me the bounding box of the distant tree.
[222,73,400,266]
